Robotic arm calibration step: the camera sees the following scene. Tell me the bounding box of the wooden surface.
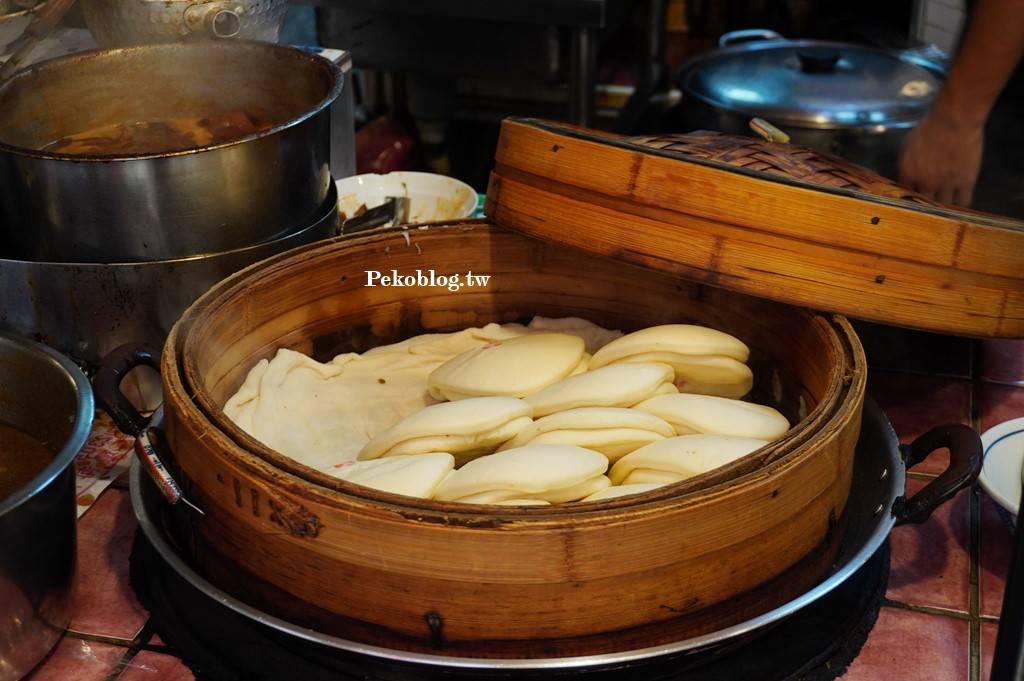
[159,224,867,658]
[486,118,1024,338]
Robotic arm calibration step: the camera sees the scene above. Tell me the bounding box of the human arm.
[897,0,1024,206]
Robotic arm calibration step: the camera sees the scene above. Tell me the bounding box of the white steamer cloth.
[223,318,621,471]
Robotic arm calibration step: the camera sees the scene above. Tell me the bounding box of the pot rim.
[0,335,94,515]
[0,180,339,268]
[0,40,344,161]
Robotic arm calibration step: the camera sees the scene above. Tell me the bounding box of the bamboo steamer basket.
[161,217,866,658]
[153,117,1024,658]
[153,115,1024,658]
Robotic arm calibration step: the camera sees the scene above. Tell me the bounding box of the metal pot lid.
[677,37,943,128]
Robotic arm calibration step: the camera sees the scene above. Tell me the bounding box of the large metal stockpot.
[0,335,93,681]
[0,40,342,263]
[674,30,946,177]
[0,181,339,376]
[81,0,289,47]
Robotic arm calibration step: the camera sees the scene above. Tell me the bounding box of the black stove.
[129,531,889,681]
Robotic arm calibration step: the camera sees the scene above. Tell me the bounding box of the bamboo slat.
[487,118,1024,338]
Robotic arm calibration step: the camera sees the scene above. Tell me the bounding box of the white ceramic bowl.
[978,417,1024,532]
[335,171,479,225]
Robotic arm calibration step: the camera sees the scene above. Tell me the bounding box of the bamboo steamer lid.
[485,118,1024,338]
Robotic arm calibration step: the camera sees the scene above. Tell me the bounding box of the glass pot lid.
[676,38,944,129]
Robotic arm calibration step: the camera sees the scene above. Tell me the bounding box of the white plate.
[335,171,478,225]
[978,417,1024,528]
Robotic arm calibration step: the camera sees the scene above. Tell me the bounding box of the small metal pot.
[81,0,289,47]
[674,30,947,177]
[0,40,342,263]
[0,335,93,681]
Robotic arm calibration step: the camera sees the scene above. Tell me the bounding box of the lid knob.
[797,47,840,73]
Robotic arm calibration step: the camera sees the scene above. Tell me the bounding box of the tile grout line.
[93,620,163,680]
[61,629,138,647]
[968,337,983,681]
[105,649,139,681]
[881,599,977,621]
[970,485,983,681]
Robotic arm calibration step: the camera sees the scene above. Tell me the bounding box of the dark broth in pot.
[0,422,57,501]
[42,108,275,155]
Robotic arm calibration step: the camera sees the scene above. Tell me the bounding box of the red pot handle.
[893,423,982,525]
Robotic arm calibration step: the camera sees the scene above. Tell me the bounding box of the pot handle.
[92,343,162,437]
[93,344,204,515]
[183,3,244,39]
[892,423,982,525]
[718,29,784,48]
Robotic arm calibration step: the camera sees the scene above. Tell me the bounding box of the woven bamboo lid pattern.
[628,130,936,205]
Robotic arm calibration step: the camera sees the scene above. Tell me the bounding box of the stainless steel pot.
[0,40,342,263]
[81,0,289,47]
[674,30,947,178]
[0,335,93,681]
[0,181,338,380]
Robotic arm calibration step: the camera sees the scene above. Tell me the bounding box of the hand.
[898,111,985,207]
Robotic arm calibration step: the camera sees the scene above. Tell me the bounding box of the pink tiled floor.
[842,608,971,681]
[70,489,150,640]
[857,332,1020,681]
[885,478,972,614]
[22,333,1022,681]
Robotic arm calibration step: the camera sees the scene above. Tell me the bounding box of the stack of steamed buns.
[224,319,791,505]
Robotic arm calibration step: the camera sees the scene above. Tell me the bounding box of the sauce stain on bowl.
[336,171,478,224]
